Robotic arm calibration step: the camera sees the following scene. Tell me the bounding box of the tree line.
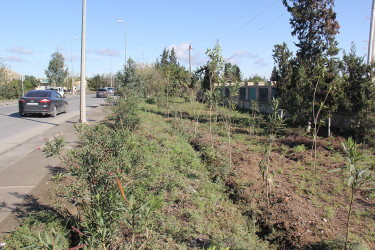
[0,0,373,145]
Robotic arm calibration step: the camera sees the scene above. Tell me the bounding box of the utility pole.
[79,0,87,123]
[21,76,24,96]
[71,37,78,95]
[189,43,192,74]
[368,0,375,64]
[117,20,127,70]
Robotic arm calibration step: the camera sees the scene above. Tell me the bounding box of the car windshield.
[25,91,51,97]
[98,88,107,91]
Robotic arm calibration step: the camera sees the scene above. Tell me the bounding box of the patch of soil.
[191,131,375,249]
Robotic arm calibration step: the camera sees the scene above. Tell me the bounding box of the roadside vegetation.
[1,0,375,249]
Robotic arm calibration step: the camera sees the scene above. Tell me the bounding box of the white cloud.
[255,57,269,67]
[8,47,34,55]
[5,56,25,62]
[227,50,257,65]
[95,48,119,57]
[167,41,207,66]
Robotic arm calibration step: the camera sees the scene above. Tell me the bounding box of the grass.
[4,96,375,249]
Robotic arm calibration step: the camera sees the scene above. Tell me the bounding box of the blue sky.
[0,0,372,80]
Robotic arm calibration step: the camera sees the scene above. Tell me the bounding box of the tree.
[137,63,166,98]
[169,47,177,66]
[157,48,170,69]
[272,43,309,125]
[115,57,144,96]
[224,62,242,82]
[245,74,266,82]
[155,47,190,98]
[24,75,39,90]
[274,0,341,129]
[45,52,68,87]
[87,74,105,91]
[331,138,374,249]
[206,40,225,146]
[283,0,340,68]
[339,44,375,146]
[0,57,9,85]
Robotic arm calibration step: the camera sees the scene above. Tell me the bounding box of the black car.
[96,88,109,98]
[19,90,68,117]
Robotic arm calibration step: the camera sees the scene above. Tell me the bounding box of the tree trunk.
[345,188,355,249]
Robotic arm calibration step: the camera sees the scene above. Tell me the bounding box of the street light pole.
[368,0,375,64]
[79,0,87,123]
[117,20,127,69]
[71,37,78,95]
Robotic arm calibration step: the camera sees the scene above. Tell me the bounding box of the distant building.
[39,78,50,86]
[218,81,276,113]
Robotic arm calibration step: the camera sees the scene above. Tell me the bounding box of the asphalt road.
[0,94,107,228]
[0,94,106,155]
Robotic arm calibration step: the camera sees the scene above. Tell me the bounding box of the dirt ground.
[191,130,375,249]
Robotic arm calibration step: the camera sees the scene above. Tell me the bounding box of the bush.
[145,97,157,104]
[109,96,140,132]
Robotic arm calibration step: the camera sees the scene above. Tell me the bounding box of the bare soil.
[190,130,375,249]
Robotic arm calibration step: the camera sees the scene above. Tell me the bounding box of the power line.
[225,11,288,48]
[214,0,267,37]
[220,0,280,42]
[193,0,270,47]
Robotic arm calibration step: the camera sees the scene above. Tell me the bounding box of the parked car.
[107,87,114,95]
[19,90,68,117]
[47,86,64,97]
[96,88,109,98]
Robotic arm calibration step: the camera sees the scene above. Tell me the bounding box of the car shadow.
[2,112,59,126]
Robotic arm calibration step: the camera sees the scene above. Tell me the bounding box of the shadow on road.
[0,112,60,126]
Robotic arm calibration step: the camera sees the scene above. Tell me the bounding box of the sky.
[0,0,373,80]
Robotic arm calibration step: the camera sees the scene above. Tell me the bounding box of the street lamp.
[79,0,87,124]
[71,36,78,95]
[117,20,127,69]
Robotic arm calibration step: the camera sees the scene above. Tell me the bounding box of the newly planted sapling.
[219,80,240,171]
[330,137,374,249]
[248,100,260,135]
[259,98,285,205]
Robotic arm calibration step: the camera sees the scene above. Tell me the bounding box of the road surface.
[0,94,107,228]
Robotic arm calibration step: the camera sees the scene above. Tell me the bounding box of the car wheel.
[20,112,26,117]
[97,94,99,98]
[51,106,57,117]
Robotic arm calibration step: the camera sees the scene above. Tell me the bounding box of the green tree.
[45,52,68,87]
[206,40,225,146]
[283,0,340,68]
[274,0,341,128]
[339,44,375,146]
[169,47,177,66]
[156,48,170,69]
[87,74,105,91]
[0,57,9,85]
[245,74,266,82]
[155,47,190,98]
[224,62,242,82]
[115,57,144,96]
[24,75,39,89]
[137,63,166,99]
[331,138,374,249]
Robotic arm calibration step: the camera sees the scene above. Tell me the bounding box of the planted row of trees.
[272,0,375,146]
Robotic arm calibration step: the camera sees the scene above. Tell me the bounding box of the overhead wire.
[193,0,270,48]
[219,0,280,42]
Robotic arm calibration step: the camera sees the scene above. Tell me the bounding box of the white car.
[47,87,64,97]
